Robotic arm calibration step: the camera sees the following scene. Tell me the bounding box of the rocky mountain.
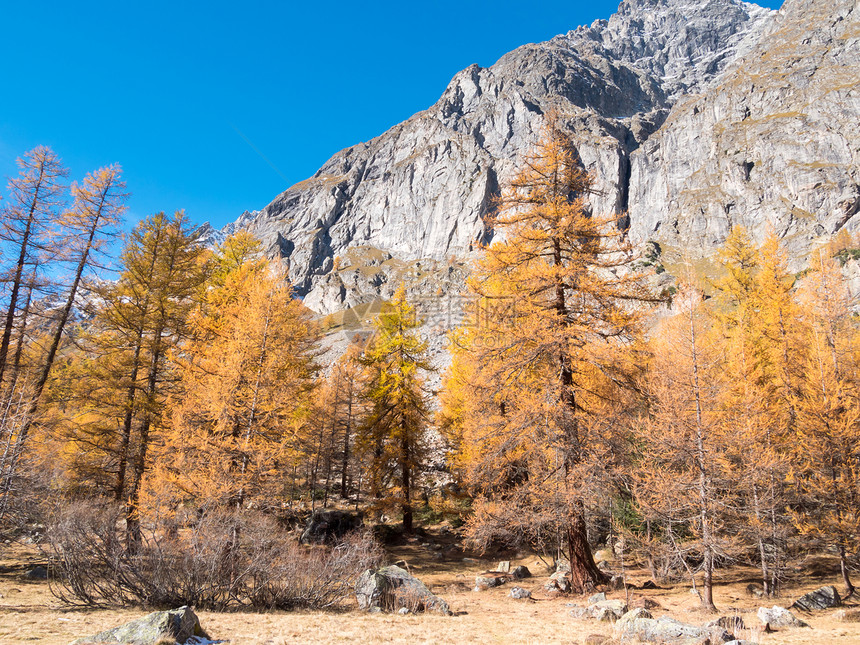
[212,0,857,315]
[628,0,859,260]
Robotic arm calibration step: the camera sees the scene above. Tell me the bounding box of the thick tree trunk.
[115,337,143,501]
[567,499,607,593]
[702,545,716,611]
[126,321,164,549]
[553,233,604,590]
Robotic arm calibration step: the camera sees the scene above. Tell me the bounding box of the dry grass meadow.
[1,530,859,644]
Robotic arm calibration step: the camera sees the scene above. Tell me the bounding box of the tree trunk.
[126,316,165,549]
[340,385,353,498]
[0,164,44,389]
[115,334,144,501]
[400,423,412,533]
[566,499,607,593]
[841,544,856,600]
[4,270,37,399]
[752,483,771,596]
[553,234,602,589]
[371,435,383,501]
[689,298,717,612]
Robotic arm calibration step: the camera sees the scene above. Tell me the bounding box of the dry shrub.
[45,499,380,610]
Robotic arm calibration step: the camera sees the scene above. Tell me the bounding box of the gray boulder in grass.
[614,614,733,643]
[757,605,810,628]
[72,606,209,644]
[356,565,451,615]
[791,585,841,611]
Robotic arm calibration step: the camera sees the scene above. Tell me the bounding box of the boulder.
[629,597,661,610]
[745,583,764,598]
[589,599,628,622]
[588,592,607,604]
[474,572,510,590]
[495,560,510,573]
[545,570,572,593]
[584,635,609,645]
[615,608,653,630]
[509,586,531,599]
[568,606,591,619]
[791,585,841,611]
[300,509,363,545]
[511,565,531,579]
[356,565,451,615]
[72,606,208,645]
[614,614,732,643]
[757,606,809,629]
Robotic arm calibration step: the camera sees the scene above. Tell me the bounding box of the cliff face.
[216,0,857,314]
[627,0,860,261]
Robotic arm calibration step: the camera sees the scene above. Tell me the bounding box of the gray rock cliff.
[627,0,860,262]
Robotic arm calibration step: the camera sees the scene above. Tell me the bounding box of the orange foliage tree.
[442,118,655,592]
[791,249,860,599]
[153,236,319,518]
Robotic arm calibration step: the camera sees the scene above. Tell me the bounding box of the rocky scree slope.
[214,0,784,315]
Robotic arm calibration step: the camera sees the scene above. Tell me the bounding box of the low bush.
[45,499,380,610]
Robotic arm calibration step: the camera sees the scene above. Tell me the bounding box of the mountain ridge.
[203,0,857,316]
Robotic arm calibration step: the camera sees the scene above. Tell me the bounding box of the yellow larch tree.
[791,248,860,599]
[713,228,797,596]
[48,211,206,543]
[356,286,432,532]
[0,165,127,522]
[443,117,656,592]
[154,239,319,517]
[634,280,735,612]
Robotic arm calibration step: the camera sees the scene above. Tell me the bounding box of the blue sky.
[1,0,783,230]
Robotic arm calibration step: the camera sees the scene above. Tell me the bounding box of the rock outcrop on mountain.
[215,0,781,313]
[628,0,860,262]
[212,0,857,315]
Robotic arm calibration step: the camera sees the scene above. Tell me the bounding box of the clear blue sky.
[1,0,783,230]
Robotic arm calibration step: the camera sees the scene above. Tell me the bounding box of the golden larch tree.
[443,117,655,592]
